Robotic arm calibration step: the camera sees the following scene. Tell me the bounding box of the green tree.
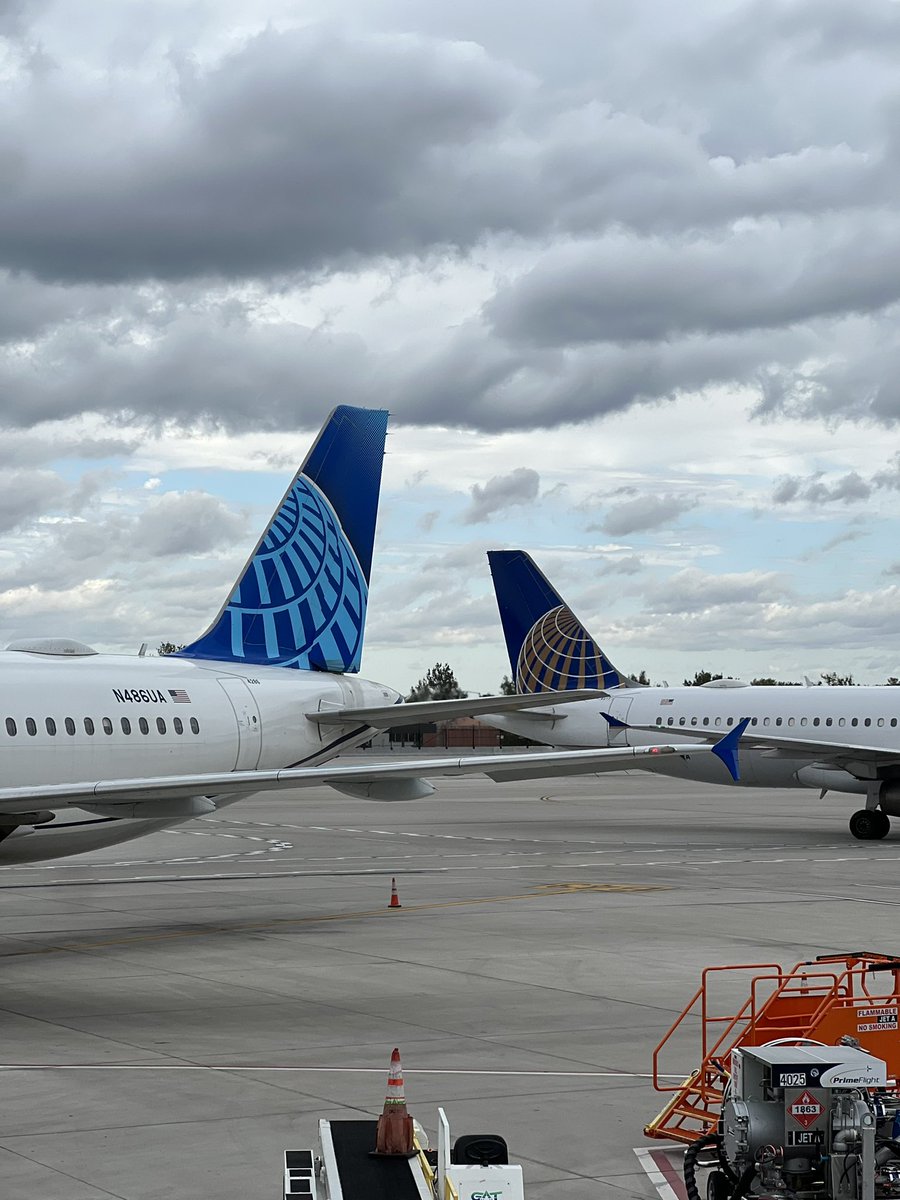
[407,662,466,701]
[886,678,900,686]
[635,669,650,685]
[157,642,184,655]
[499,674,517,695]
[684,670,723,687]
[750,677,801,686]
[821,671,855,686]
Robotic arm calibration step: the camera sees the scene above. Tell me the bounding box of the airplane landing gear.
[849,808,890,840]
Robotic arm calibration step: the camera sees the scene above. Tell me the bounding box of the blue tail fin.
[487,550,633,692]
[177,406,388,672]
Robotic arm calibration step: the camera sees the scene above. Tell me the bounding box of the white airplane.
[485,550,900,842]
[0,408,739,865]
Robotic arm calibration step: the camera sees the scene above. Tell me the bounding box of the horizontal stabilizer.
[305,688,607,727]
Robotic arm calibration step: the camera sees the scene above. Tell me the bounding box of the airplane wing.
[306,688,607,727]
[0,726,743,820]
[603,715,900,770]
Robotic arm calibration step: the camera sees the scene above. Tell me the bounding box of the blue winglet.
[711,717,749,782]
[600,712,629,729]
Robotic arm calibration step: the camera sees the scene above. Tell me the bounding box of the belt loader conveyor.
[283,1108,526,1200]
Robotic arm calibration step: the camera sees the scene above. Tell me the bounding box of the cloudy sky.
[1,0,899,693]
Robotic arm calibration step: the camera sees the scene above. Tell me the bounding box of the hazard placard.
[789,1091,825,1129]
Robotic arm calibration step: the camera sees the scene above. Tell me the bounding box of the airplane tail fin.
[487,550,634,692]
[177,405,389,672]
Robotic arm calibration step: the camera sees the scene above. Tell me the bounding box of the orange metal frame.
[645,952,900,1145]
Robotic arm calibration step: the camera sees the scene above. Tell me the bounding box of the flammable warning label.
[857,1006,898,1032]
[790,1091,825,1129]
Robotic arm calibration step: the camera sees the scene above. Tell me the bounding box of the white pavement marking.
[635,1147,687,1200]
[0,1064,682,1078]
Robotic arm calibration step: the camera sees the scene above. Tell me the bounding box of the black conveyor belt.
[329,1120,420,1200]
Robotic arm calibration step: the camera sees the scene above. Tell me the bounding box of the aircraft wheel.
[850,808,890,840]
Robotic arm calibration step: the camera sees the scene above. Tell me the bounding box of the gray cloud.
[461,467,540,524]
[592,494,696,537]
[0,469,69,532]
[0,428,138,468]
[643,567,790,614]
[392,319,819,432]
[487,220,900,347]
[0,491,249,596]
[0,9,898,438]
[772,470,871,505]
[0,304,373,430]
[599,554,644,576]
[818,528,869,554]
[0,19,894,290]
[773,455,900,505]
[135,493,248,557]
[612,582,900,656]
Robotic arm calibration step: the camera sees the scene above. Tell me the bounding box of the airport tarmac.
[1,766,899,1199]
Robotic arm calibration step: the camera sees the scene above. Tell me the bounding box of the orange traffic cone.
[372,1047,415,1156]
[389,877,401,908]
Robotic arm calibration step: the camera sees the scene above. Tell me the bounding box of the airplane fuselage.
[489,683,900,794]
[0,649,398,863]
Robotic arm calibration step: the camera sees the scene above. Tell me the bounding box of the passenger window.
[25,717,36,736]
[102,717,113,734]
[877,718,885,728]
[892,719,898,728]
[826,717,833,726]
[65,717,75,735]
[775,717,782,726]
[763,717,770,726]
[84,717,94,735]
[667,717,673,725]
[838,718,845,727]
[655,717,662,726]
[851,718,858,727]
[813,717,820,726]
[787,718,795,727]
[174,716,183,734]
[156,717,166,734]
[5,717,15,736]
[121,717,131,735]
[864,718,872,727]
[800,717,808,727]
[751,717,758,726]
[139,717,149,735]
[679,717,686,726]
[714,716,721,727]
[726,717,733,726]
[690,716,698,726]
[702,717,709,726]
[190,717,199,734]
[46,717,56,735]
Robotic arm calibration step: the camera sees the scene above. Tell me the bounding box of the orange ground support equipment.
[645,951,900,1146]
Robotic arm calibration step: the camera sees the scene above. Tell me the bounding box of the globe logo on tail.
[217,473,368,671]
[516,604,619,692]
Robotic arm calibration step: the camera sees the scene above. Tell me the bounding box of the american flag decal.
[168,689,191,703]
[660,697,674,705]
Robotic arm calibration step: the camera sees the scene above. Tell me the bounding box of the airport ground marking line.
[634,1147,687,1200]
[0,1064,683,1079]
[0,882,670,956]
